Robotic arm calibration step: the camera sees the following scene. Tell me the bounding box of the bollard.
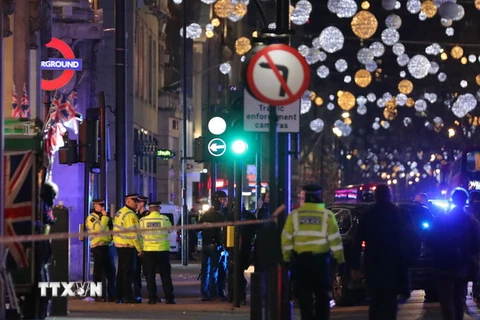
[250,272,263,320]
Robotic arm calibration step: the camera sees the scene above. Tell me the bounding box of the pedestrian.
[215,191,229,300]
[426,188,480,320]
[226,205,256,304]
[86,199,116,302]
[113,193,143,304]
[281,184,345,320]
[139,201,176,305]
[199,191,226,301]
[24,181,58,320]
[133,195,149,302]
[188,203,200,261]
[351,184,418,320]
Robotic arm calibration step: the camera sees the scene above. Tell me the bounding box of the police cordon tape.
[0,205,286,244]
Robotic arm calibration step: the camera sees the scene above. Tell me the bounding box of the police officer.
[199,192,226,301]
[215,191,229,300]
[139,201,176,304]
[86,199,116,302]
[133,195,149,301]
[281,184,345,320]
[113,193,143,304]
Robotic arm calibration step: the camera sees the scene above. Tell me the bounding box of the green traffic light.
[232,139,248,154]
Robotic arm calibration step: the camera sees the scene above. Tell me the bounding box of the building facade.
[96,0,168,206]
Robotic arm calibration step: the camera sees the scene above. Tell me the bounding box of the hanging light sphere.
[354,69,372,88]
[338,91,356,111]
[476,0,480,10]
[398,79,414,95]
[351,11,378,40]
[315,97,324,106]
[438,2,460,20]
[451,46,463,59]
[214,0,235,18]
[201,0,217,4]
[219,62,231,74]
[173,0,183,4]
[383,106,398,120]
[310,118,325,133]
[235,37,251,55]
[205,30,214,38]
[228,3,248,22]
[421,0,437,18]
[476,74,480,86]
[211,18,221,27]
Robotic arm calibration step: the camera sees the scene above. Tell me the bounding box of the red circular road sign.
[41,38,76,91]
[246,44,310,106]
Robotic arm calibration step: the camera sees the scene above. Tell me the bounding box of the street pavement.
[46,260,480,320]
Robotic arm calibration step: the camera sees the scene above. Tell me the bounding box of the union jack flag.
[11,83,20,118]
[58,94,76,123]
[5,151,34,270]
[20,83,31,119]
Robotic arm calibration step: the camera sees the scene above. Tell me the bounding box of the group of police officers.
[86,193,175,304]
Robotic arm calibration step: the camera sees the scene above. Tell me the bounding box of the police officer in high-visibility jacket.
[113,193,143,304]
[86,199,116,302]
[139,201,175,304]
[281,184,345,320]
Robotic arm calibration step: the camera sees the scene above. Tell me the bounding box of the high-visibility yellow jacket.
[139,211,171,252]
[113,206,142,252]
[86,212,112,248]
[281,202,345,264]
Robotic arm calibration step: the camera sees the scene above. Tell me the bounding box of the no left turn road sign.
[246,44,310,106]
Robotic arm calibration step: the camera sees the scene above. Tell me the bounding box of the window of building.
[153,137,158,174]
[172,119,179,130]
[148,35,153,106]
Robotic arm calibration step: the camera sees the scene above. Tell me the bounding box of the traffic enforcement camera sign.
[246,44,310,107]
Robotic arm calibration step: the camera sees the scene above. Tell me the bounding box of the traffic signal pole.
[0,4,6,318]
[233,160,242,308]
[266,0,292,319]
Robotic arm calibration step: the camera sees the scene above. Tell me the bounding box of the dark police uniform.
[86,199,116,302]
[282,184,345,320]
[199,205,225,301]
[133,195,149,301]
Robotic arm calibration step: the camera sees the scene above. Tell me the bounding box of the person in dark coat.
[199,192,226,301]
[426,188,480,319]
[351,184,410,320]
[226,205,256,304]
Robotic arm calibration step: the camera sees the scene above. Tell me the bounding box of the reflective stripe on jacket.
[113,206,142,252]
[86,212,112,247]
[281,202,345,264]
[139,211,171,251]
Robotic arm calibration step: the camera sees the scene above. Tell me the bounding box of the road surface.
[45,262,480,320]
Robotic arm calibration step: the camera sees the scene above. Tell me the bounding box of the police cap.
[92,199,105,206]
[149,201,162,206]
[215,191,227,198]
[302,184,322,194]
[125,193,139,201]
[138,195,149,203]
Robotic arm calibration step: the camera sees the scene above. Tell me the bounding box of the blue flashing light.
[422,222,430,229]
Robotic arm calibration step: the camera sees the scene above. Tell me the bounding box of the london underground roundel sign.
[41,38,82,91]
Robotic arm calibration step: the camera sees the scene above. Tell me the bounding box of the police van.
[158,204,181,253]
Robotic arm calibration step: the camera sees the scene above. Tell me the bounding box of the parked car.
[328,201,437,306]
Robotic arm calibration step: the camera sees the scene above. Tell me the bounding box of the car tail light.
[362,241,366,248]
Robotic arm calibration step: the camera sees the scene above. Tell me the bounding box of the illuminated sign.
[156,149,176,160]
[469,180,480,190]
[41,59,82,71]
[41,38,82,91]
